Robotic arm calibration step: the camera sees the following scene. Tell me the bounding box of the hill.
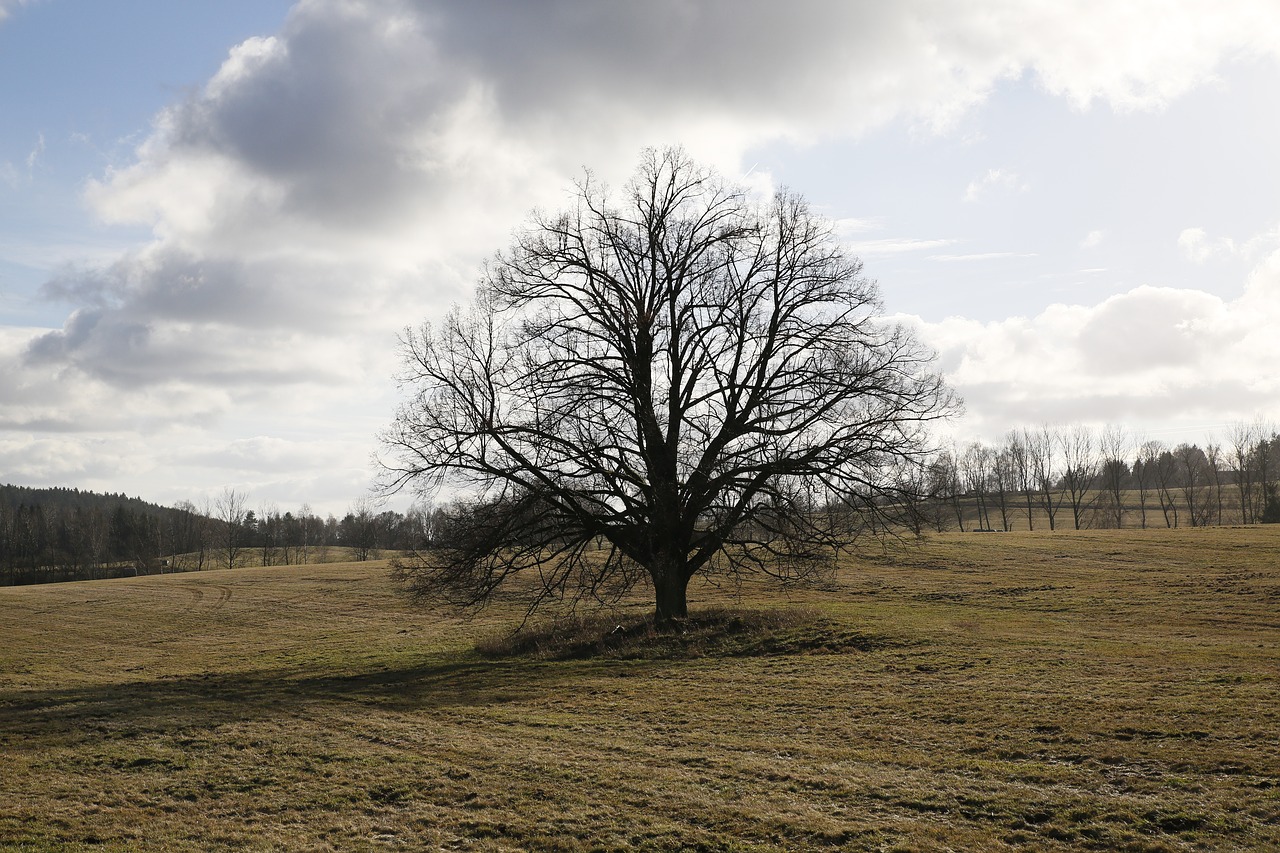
[0,482,213,585]
[0,484,435,586]
[1,528,1277,850]
[0,483,172,516]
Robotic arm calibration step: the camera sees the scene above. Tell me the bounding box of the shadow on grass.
[477,607,911,661]
[0,654,638,747]
[1,609,911,751]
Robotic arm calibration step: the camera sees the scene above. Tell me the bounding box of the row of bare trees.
[911,420,1280,532]
[179,490,441,573]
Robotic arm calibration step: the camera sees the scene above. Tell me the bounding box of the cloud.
[10,0,1280,509]
[0,324,232,434]
[1017,0,1280,112]
[1178,227,1236,263]
[845,237,960,255]
[964,168,1030,202]
[929,252,1038,262]
[906,248,1280,439]
[0,435,127,484]
[0,0,31,23]
[1179,224,1280,264]
[832,217,885,237]
[0,133,42,189]
[1081,229,1104,249]
[25,132,43,171]
[40,1,1280,402]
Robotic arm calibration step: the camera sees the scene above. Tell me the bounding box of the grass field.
[1,527,1277,851]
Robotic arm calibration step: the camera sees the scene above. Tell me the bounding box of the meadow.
[0,527,1276,851]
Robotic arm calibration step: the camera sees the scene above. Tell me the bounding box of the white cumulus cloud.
[1179,227,1237,263]
[907,247,1280,439]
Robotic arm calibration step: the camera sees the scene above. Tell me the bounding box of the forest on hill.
[0,485,433,587]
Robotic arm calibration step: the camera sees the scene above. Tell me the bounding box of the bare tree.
[1028,425,1061,531]
[1174,443,1211,527]
[1134,438,1161,529]
[1059,424,1098,530]
[1254,420,1277,522]
[259,502,281,566]
[1153,446,1180,528]
[381,149,955,624]
[878,456,935,535]
[310,511,330,562]
[197,497,215,570]
[341,499,382,562]
[1204,441,1225,526]
[401,501,439,550]
[929,449,966,532]
[962,442,994,531]
[1007,429,1036,530]
[1097,424,1129,528]
[170,500,211,571]
[990,444,1016,532]
[296,503,315,564]
[214,488,248,569]
[1228,421,1258,524]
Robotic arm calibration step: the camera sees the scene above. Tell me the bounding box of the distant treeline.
[912,421,1280,533]
[6,420,1279,584]
[0,485,185,585]
[0,486,434,586]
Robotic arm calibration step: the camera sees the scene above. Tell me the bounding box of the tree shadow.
[475,606,909,661]
[0,654,648,749]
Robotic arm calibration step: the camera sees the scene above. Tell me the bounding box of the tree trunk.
[653,568,689,626]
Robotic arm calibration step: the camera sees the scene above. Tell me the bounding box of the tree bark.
[652,567,690,626]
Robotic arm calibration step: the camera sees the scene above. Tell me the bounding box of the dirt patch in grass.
[476,608,908,660]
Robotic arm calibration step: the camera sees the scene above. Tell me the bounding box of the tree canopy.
[381,149,956,624]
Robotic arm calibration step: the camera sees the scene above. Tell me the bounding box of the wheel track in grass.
[209,585,232,609]
[178,584,204,612]
[171,582,235,613]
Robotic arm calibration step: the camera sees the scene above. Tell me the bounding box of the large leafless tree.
[381,149,955,624]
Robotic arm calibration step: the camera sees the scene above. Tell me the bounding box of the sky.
[2,0,1280,516]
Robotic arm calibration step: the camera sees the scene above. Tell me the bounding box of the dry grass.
[1,527,1277,851]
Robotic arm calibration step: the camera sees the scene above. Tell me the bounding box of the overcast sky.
[3,0,1279,515]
